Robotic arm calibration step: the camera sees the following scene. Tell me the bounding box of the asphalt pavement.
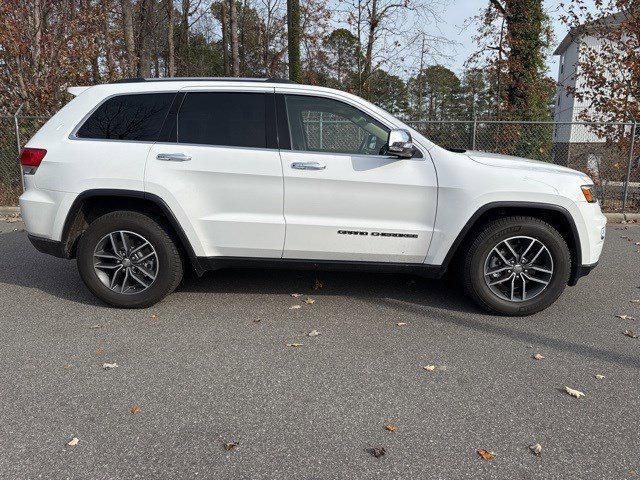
[1,219,639,479]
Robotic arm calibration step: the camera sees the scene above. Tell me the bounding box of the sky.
[437,0,590,78]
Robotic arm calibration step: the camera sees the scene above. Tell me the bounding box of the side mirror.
[387,129,415,159]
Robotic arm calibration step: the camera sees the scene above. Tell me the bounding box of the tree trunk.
[503,0,546,119]
[103,0,116,79]
[239,0,247,75]
[229,0,240,76]
[120,0,137,76]
[362,0,377,82]
[286,0,301,82]
[221,1,230,75]
[136,0,153,77]
[354,0,364,94]
[179,0,190,75]
[166,0,175,76]
[416,34,426,120]
[32,0,42,71]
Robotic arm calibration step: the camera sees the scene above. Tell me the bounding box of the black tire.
[462,216,571,316]
[76,211,183,308]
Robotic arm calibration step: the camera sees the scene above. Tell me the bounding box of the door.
[145,88,285,258]
[277,93,437,263]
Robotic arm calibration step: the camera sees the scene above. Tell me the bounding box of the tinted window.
[76,93,174,141]
[284,95,389,155]
[177,92,266,148]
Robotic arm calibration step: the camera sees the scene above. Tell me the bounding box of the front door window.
[284,95,389,156]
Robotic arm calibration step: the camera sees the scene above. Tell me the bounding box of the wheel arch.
[442,201,582,286]
[60,189,204,274]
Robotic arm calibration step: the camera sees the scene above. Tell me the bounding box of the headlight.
[581,185,596,203]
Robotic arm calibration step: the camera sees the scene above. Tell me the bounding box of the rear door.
[276,92,437,263]
[145,87,285,258]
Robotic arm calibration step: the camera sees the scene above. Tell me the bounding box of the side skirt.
[197,256,445,278]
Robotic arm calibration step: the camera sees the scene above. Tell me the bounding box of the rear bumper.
[28,234,66,258]
[19,187,76,241]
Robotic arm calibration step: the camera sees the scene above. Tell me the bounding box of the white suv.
[19,78,606,315]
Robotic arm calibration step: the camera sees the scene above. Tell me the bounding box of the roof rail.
[112,77,295,84]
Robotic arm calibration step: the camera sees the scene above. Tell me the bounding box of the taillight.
[19,148,47,174]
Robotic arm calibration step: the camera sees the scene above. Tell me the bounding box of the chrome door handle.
[156,153,191,162]
[291,162,326,171]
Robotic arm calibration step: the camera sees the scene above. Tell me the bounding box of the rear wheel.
[462,216,571,316]
[77,211,183,308]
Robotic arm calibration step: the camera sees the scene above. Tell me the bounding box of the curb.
[0,206,638,222]
[605,213,640,223]
[0,206,20,215]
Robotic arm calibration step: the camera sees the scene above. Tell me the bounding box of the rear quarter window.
[75,93,175,141]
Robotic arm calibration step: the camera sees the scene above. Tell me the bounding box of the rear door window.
[75,93,175,141]
[177,92,267,148]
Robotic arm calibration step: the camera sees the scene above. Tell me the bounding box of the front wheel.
[462,216,571,316]
[76,211,183,308]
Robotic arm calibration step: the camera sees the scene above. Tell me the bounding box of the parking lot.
[1,218,639,479]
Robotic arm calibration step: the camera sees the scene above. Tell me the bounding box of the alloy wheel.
[483,236,554,302]
[93,230,159,294]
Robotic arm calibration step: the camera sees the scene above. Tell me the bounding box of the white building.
[552,12,626,169]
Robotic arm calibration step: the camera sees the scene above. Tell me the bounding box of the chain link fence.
[406,119,639,213]
[0,115,47,205]
[1,114,638,213]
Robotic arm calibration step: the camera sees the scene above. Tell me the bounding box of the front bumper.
[577,201,607,265]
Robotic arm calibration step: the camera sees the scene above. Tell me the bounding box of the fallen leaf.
[529,443,542,456]
[532,353,545,360]
[367,446,386,458]
[422,365,436,372]
[624,330,638,338]
[564,386,585,399]
[616,314,637,321]
[150,314,158,320]
[631,300,640,305]
[313,278,324,290]
[308,329,320,337]
[63,364,73,370]
[67,437,79,446]
[286,343,303,348]
[384,425,398,432]
[224,441,239,451]
[595,374,605,380]
[130,405,141,414]
[289,305,301,310]
[95,348,105,356]
[396,322,407,326]
[477,449,495,461]
[102,362,118,370]
[291,293,302,298]
[304,297,315,305]
[89,324,102,329]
